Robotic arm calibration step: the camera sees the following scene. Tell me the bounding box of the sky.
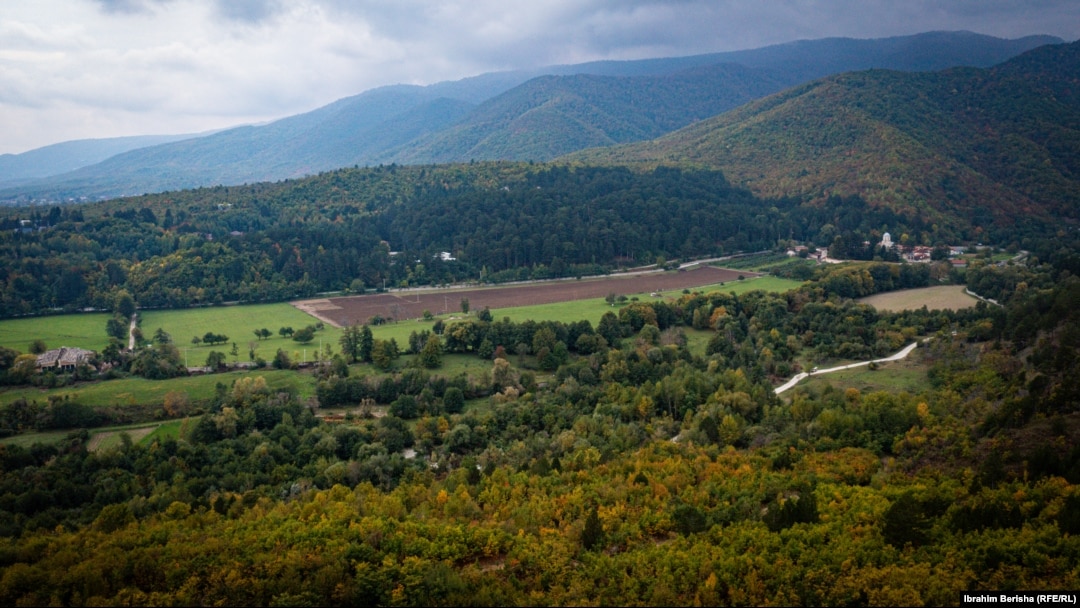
[2,0,1078,155]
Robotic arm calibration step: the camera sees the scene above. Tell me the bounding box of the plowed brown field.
[295,266,755,327]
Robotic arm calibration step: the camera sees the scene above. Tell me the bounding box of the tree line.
[0,162,1028,319]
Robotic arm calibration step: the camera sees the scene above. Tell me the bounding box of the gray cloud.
[91,0,173,14]
[93,0,284,21]
[212,0,283,23]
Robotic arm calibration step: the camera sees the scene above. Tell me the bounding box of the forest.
[0,226,1078,603]
[0,162,1043,318]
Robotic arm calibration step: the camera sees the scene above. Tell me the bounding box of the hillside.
[569,41,1080,235]
[0,133,202,188]
[388,64,789,163]
[0,86,474,202]
[0,32,1057,204]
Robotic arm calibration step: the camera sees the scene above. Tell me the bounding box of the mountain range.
[570,40,1080,232]
[0,31,1060,204]
[0,134,204,187]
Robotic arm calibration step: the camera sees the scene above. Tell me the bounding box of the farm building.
[36,347,96,372]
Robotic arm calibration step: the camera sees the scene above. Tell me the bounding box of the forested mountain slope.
[0,32,1057,204]
[569,41,1080,232]
[385,64,789,164]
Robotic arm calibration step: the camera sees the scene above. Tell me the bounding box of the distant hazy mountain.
[569,41,1080,230]
[0,133,202,187]
[0,31,1060,203]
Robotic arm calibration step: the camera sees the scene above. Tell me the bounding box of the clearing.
[86,425,158,452]
[858,285,977,312]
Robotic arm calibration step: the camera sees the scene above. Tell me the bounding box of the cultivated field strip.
[297,266,755,327]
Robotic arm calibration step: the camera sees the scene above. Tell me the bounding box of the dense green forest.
[572,41,1080,236]
[0,162,1050,318]
[1,234,1079,603]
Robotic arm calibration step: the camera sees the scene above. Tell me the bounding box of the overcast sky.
[2,0,1078,155]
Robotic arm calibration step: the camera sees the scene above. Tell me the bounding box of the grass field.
[0,429,73,448]
[87,425,157,452]
[0,303,340,362]
[345,353,495,381]
[798,357,929,394]
[357,276,801,349]
[858,285,977,312]
[0,276,802,358]
[0,418,194,450]
[716,252,811,272]
[427,276,803,327]
[0,368,316,408]
[141,418,188,443]
[0,312,112,353]
[678,276,803,297]
[140,303,342,365]
[0,273,803,434]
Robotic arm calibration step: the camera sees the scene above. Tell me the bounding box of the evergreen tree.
[419,334,442,369]
[358,325,374,363]
[582,505,603,551]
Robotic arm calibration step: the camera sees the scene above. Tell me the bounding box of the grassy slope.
[799,356,930,395]
[0,418,190,449]
[857,285,977,312]
[139,303,342,365]
[0,368,315,409]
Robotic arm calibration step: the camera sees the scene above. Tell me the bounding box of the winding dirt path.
[128,313,138,349]
[774,340,925,395]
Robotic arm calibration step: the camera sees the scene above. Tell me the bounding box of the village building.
[36,347,96,372]
[902,245,934,262]
[785,245,828,262]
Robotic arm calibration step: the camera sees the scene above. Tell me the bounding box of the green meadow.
[0,312,112,353]
[678,276,803,297]
[0,368,316,408]
[798,357,930,395]
[0,303,338,360]
[0,418,192,450]
[139,303,342,365]
[0,276,802,358]
[411,276,803,328]
[0,274,804,426]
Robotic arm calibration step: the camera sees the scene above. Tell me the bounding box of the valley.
[0,30,1078,607]
[297,265,753,328]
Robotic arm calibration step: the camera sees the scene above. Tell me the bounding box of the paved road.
[774,341,922,395]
